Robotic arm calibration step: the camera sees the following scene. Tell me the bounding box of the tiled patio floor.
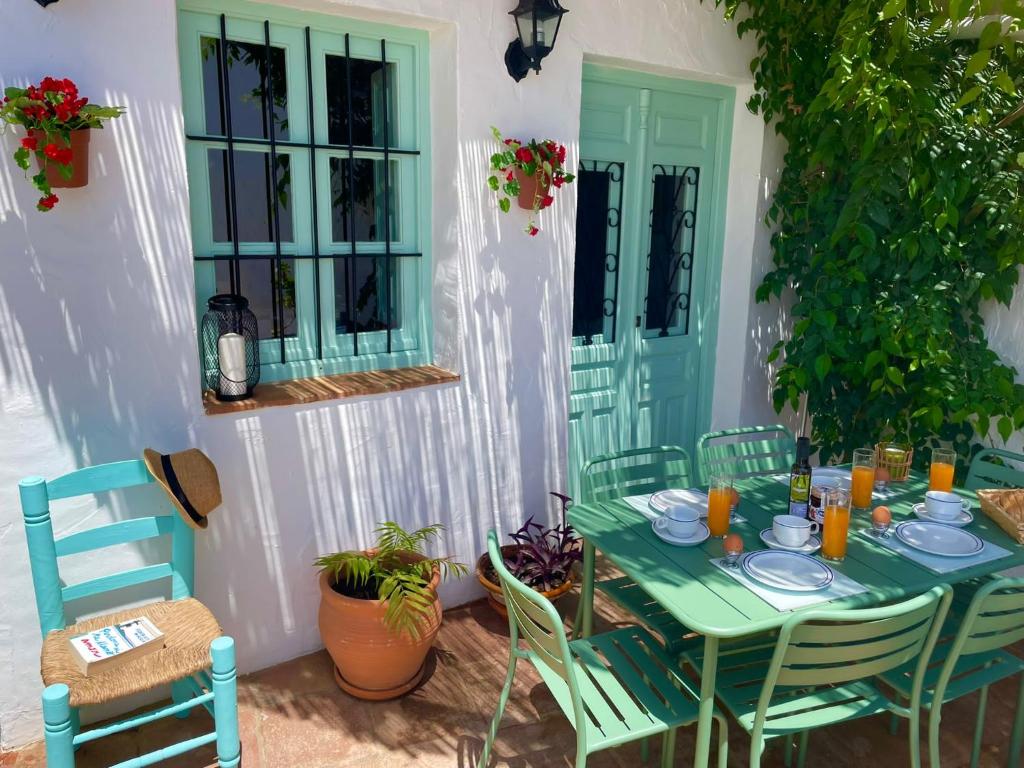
[4,582,1022,768]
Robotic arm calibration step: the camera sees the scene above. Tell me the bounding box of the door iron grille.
[645,164,700,337]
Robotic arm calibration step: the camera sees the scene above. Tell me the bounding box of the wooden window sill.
[203,365,460,416]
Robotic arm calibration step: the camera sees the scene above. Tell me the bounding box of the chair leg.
[172,679,194,720]
[783,735,793,767]
[890,712,901,736]
[479,651,518,768]
[796,730,809,768]
[641,737,650,763]
[660,728,677,768]
[714,712,729,768]
[928,704,943,768]
[211,637,241,768]
[575,729,589,768]
[1008,673,1024,768]
[750,737,765,768]
[42,684,75,768]
[70,707,81,752]
[910,705,923,768]
[971,685,989,768]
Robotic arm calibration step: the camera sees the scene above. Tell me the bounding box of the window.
[645,164,699,338]
[178,3,430,384]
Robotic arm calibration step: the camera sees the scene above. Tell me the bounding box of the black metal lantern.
[506,0,568,82]
[201,294,260,401]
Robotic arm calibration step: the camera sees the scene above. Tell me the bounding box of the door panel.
[568,69,732,498]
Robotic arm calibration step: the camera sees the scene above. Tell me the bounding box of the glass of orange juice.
[707,474,733,538]
[929,448,956,493]
[822,487,851,562]
[851,448,876,510]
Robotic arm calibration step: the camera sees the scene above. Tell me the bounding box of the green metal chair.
[574,446,695,654]
[479,530,728,768]
[684,585,951,768]
[879,577,1024,768]
[965,447,1024,491]
[696,425,795,485]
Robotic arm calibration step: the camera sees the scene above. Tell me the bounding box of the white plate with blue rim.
[650,489,707,515]
[911,502,973,528]
[740,550,834,592]
[895,520,984,557]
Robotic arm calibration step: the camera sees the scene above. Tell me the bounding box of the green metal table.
[569,471,1024,768]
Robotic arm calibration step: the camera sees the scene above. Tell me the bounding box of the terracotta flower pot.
[318,553,442,700]
[30,128,90,188]
[475,544,574,619]
[515,167,550,211]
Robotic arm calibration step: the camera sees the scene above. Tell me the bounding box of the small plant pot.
[31,128,90,188]
[476,544,574,619]
[876,442,914,482]
[317,552,442,700]
[515,167,549,211]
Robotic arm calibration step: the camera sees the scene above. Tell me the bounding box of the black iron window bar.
[646,164,700,337]
[188,16,422,365]
[576,160,624,346]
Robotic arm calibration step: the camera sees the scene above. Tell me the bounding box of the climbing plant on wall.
[715,0,1024,464]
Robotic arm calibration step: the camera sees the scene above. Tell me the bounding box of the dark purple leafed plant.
[506,492,581,592]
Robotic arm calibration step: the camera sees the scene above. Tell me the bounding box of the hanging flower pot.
[30,128,90,188]
[1,76,124,211]
[487,126,574,236]
[515,166,550,211]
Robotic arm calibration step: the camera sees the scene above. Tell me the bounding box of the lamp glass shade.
[511,0,566,66]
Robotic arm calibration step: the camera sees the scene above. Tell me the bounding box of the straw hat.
[143,448,222,530]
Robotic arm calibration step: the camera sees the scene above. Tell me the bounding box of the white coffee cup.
[924,490,970,520]
[773,514,820,547]
[654,505,700,539]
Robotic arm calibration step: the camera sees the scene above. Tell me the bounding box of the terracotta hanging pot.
[30,128,91,188]
[318,552,442,700]
[475,544,574,618]
[515,167,550,210]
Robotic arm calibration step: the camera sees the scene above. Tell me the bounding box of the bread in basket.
[978,488,1024,545]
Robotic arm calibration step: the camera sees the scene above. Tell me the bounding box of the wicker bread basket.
[978,488,1024,545]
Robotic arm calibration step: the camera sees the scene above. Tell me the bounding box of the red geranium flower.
[515,147,534,164]
[21,136,37,151]
[56,148,73,165]
[506,170,513,182]
[541,194,554,209]
[528,225,539,236]
[37,193,59,211]
[43,143,60,159]
[558,145,567,163]
[553,176,564,188]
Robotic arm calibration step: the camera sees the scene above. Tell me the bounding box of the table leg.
[580,541,596,638]
[693,634,720,768]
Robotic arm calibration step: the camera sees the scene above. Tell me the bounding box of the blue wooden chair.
[696,425,795,485]
[965,447,1024,491]
[20,459,240,768]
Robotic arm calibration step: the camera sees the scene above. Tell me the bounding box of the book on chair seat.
[68,617,165,676]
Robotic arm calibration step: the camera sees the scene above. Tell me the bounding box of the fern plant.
[315,522,467,639]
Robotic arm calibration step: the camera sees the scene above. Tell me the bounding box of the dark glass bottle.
[788,437,812,517]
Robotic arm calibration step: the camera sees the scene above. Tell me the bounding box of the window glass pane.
[572,161,622,344]
[208,150,293,243]
[334,257,394,333]
[328,157,398,242]
[215,258,297,339]
[325,55,396,147]
[646,165,699,337]
[201,37,288,140]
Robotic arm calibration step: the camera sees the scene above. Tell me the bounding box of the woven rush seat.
[41,598,221,707]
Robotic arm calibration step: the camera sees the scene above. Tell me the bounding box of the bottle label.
[789,473,810,517]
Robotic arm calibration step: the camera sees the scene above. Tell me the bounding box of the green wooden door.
[568,66,734,498]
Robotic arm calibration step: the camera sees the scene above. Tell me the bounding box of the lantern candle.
[218,332,247,398]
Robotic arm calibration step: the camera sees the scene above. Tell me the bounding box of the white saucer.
[651,520,711,547]
[759,528,821,554]
[912,503,973,528]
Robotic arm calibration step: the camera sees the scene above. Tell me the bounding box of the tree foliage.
[716,0,1024,464]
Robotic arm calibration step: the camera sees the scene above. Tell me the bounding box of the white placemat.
[621,492,748,525]
[710,555,869,611]
[858,528,1013,574]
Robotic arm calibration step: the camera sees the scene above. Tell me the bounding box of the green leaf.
[498,197,510,213]
[994,70,1016,95]
[815,353,832,381]
[956,85,983,108]
[13,147,29,170]
[965,50,991,78]
[880,0,905,19]
[487,175,500,191]
[886,366,905,387]
[998,416,1013,442]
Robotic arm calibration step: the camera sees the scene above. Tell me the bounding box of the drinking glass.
[851,448,876,510]
[707,474,733,538]
[821,487,851,562]
[929,448,956,493]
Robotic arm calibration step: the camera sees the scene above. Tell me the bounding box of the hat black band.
[160,454,205,526]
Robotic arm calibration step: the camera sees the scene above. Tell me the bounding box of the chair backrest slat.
[580,446,693,504]
[965,448,1024,491]
[55,515,176,557]
[697,425,795,485]
[19,459,195,637]
[487,530,576,687]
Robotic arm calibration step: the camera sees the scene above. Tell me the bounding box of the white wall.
[0,0,772,749]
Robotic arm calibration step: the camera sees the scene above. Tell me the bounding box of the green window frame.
[178,0,431,385]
